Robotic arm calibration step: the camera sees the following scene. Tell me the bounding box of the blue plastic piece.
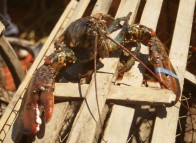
[155,67,178,79]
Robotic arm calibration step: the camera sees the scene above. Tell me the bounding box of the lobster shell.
[19,65,54,134]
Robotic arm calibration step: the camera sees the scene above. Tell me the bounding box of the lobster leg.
[107,12,132,33]
[118,42,141,75]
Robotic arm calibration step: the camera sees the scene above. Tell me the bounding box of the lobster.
[19,12,180,135]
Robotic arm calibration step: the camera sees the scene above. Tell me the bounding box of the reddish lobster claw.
[19,47,77,134]
[20,65,55,134]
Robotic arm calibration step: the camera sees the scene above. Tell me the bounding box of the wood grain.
[151,0,196,142]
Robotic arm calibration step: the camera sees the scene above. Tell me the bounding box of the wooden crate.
[0,0,195,142]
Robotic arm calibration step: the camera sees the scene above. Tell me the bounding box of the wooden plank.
[103,0,163,142]
[115,0,127,17]
[116,0,163,142]
[100,0,141,142]
[151,0,196,142]
[91,0,113,15]
[0,35,25,87]
[102,105,135,143]
[107,85,176,105]
[54,83,89,100]
[68,0,90,24]
[0,0,79,142]
[66,1,116,142]
[54,83,176,105]
[67,73,114,143]
[185,71,196,84]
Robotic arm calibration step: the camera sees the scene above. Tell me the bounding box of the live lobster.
[19,12,180,135]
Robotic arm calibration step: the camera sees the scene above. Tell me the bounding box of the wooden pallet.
[0,0,195,142]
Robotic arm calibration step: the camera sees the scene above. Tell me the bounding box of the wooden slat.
[185,71,196,84]
[68,0,90,23]
[115,0,127,17]
[67,73,115,143]
[102,105,135,143]
[54,83,176,105]
[0,0,79,142]
[91,0,113,15]
[66,1,116,142]
[54,83,89,100]
[103,0,163,142]
[151,0,196,142]
[107,85,176,105]
[101,0,141,142]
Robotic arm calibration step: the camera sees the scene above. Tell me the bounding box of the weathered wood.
[185,71,196,84]
[115,0,127,17]
[67,73,114,143]
[102,105,135,143]
[66,1,117,142]
[0,0,79,142]
[151,0,196,142]
[117,0,163,142]
[100,0,142,142]
[0,35,25,87]
[54,83,176,105]
[91,0,113,15]
[105,0,163,142]
[107,85,176,105]
[54,83,89,100]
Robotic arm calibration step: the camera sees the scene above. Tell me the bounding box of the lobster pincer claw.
[149,37,181,102]
[19,47,77,134]
[19,65,55,134]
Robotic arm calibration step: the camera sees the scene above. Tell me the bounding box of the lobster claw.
[19,65,55,134]
[149,37,181,102]
[39,86,54,123]
[19,46,77,135]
